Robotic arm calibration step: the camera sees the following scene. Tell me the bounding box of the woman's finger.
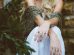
[53,47,56,55]
[55,48,59,55]
[56,47,62,55]
[50,47,54,55]
[58,48,62,55]
[50,48,52,55]
[57,43,62,55]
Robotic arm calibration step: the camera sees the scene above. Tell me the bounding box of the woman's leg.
[49,26,65,55]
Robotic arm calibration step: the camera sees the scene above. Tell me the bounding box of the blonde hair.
[42,0,58,14]
[24,0,57,13]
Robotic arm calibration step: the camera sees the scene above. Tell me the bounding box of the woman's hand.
[34,21,50,42]
[49,30,62,55]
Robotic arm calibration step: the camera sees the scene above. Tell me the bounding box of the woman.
[24,0,65,55]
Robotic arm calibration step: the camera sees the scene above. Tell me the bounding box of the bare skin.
[49,29,62,55]
[25,0,63,55]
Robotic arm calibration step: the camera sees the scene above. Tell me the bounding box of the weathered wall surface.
[62,0,74,55]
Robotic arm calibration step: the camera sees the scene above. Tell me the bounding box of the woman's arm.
[34,15,45,26]
[49,0,64,55]
[54,0,63,12]
[25,0,51,42]
[25,0,45,26]
[46,0,63,25]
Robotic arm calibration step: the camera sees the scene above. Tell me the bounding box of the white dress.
[27,26,65,55]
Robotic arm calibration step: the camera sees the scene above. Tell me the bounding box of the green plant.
[0,0,35,55]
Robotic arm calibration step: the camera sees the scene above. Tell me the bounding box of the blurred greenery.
[0,0,35,55]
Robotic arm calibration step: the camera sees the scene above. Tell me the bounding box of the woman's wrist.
[35,15,45,26]
[43,21,51,29]
[46,18,59,26]
[45,20,51,26]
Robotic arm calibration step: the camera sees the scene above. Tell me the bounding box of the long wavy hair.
[42,0,56,14]
[24,0,57,13]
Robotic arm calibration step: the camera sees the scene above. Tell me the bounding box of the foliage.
[0,0,35,55]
